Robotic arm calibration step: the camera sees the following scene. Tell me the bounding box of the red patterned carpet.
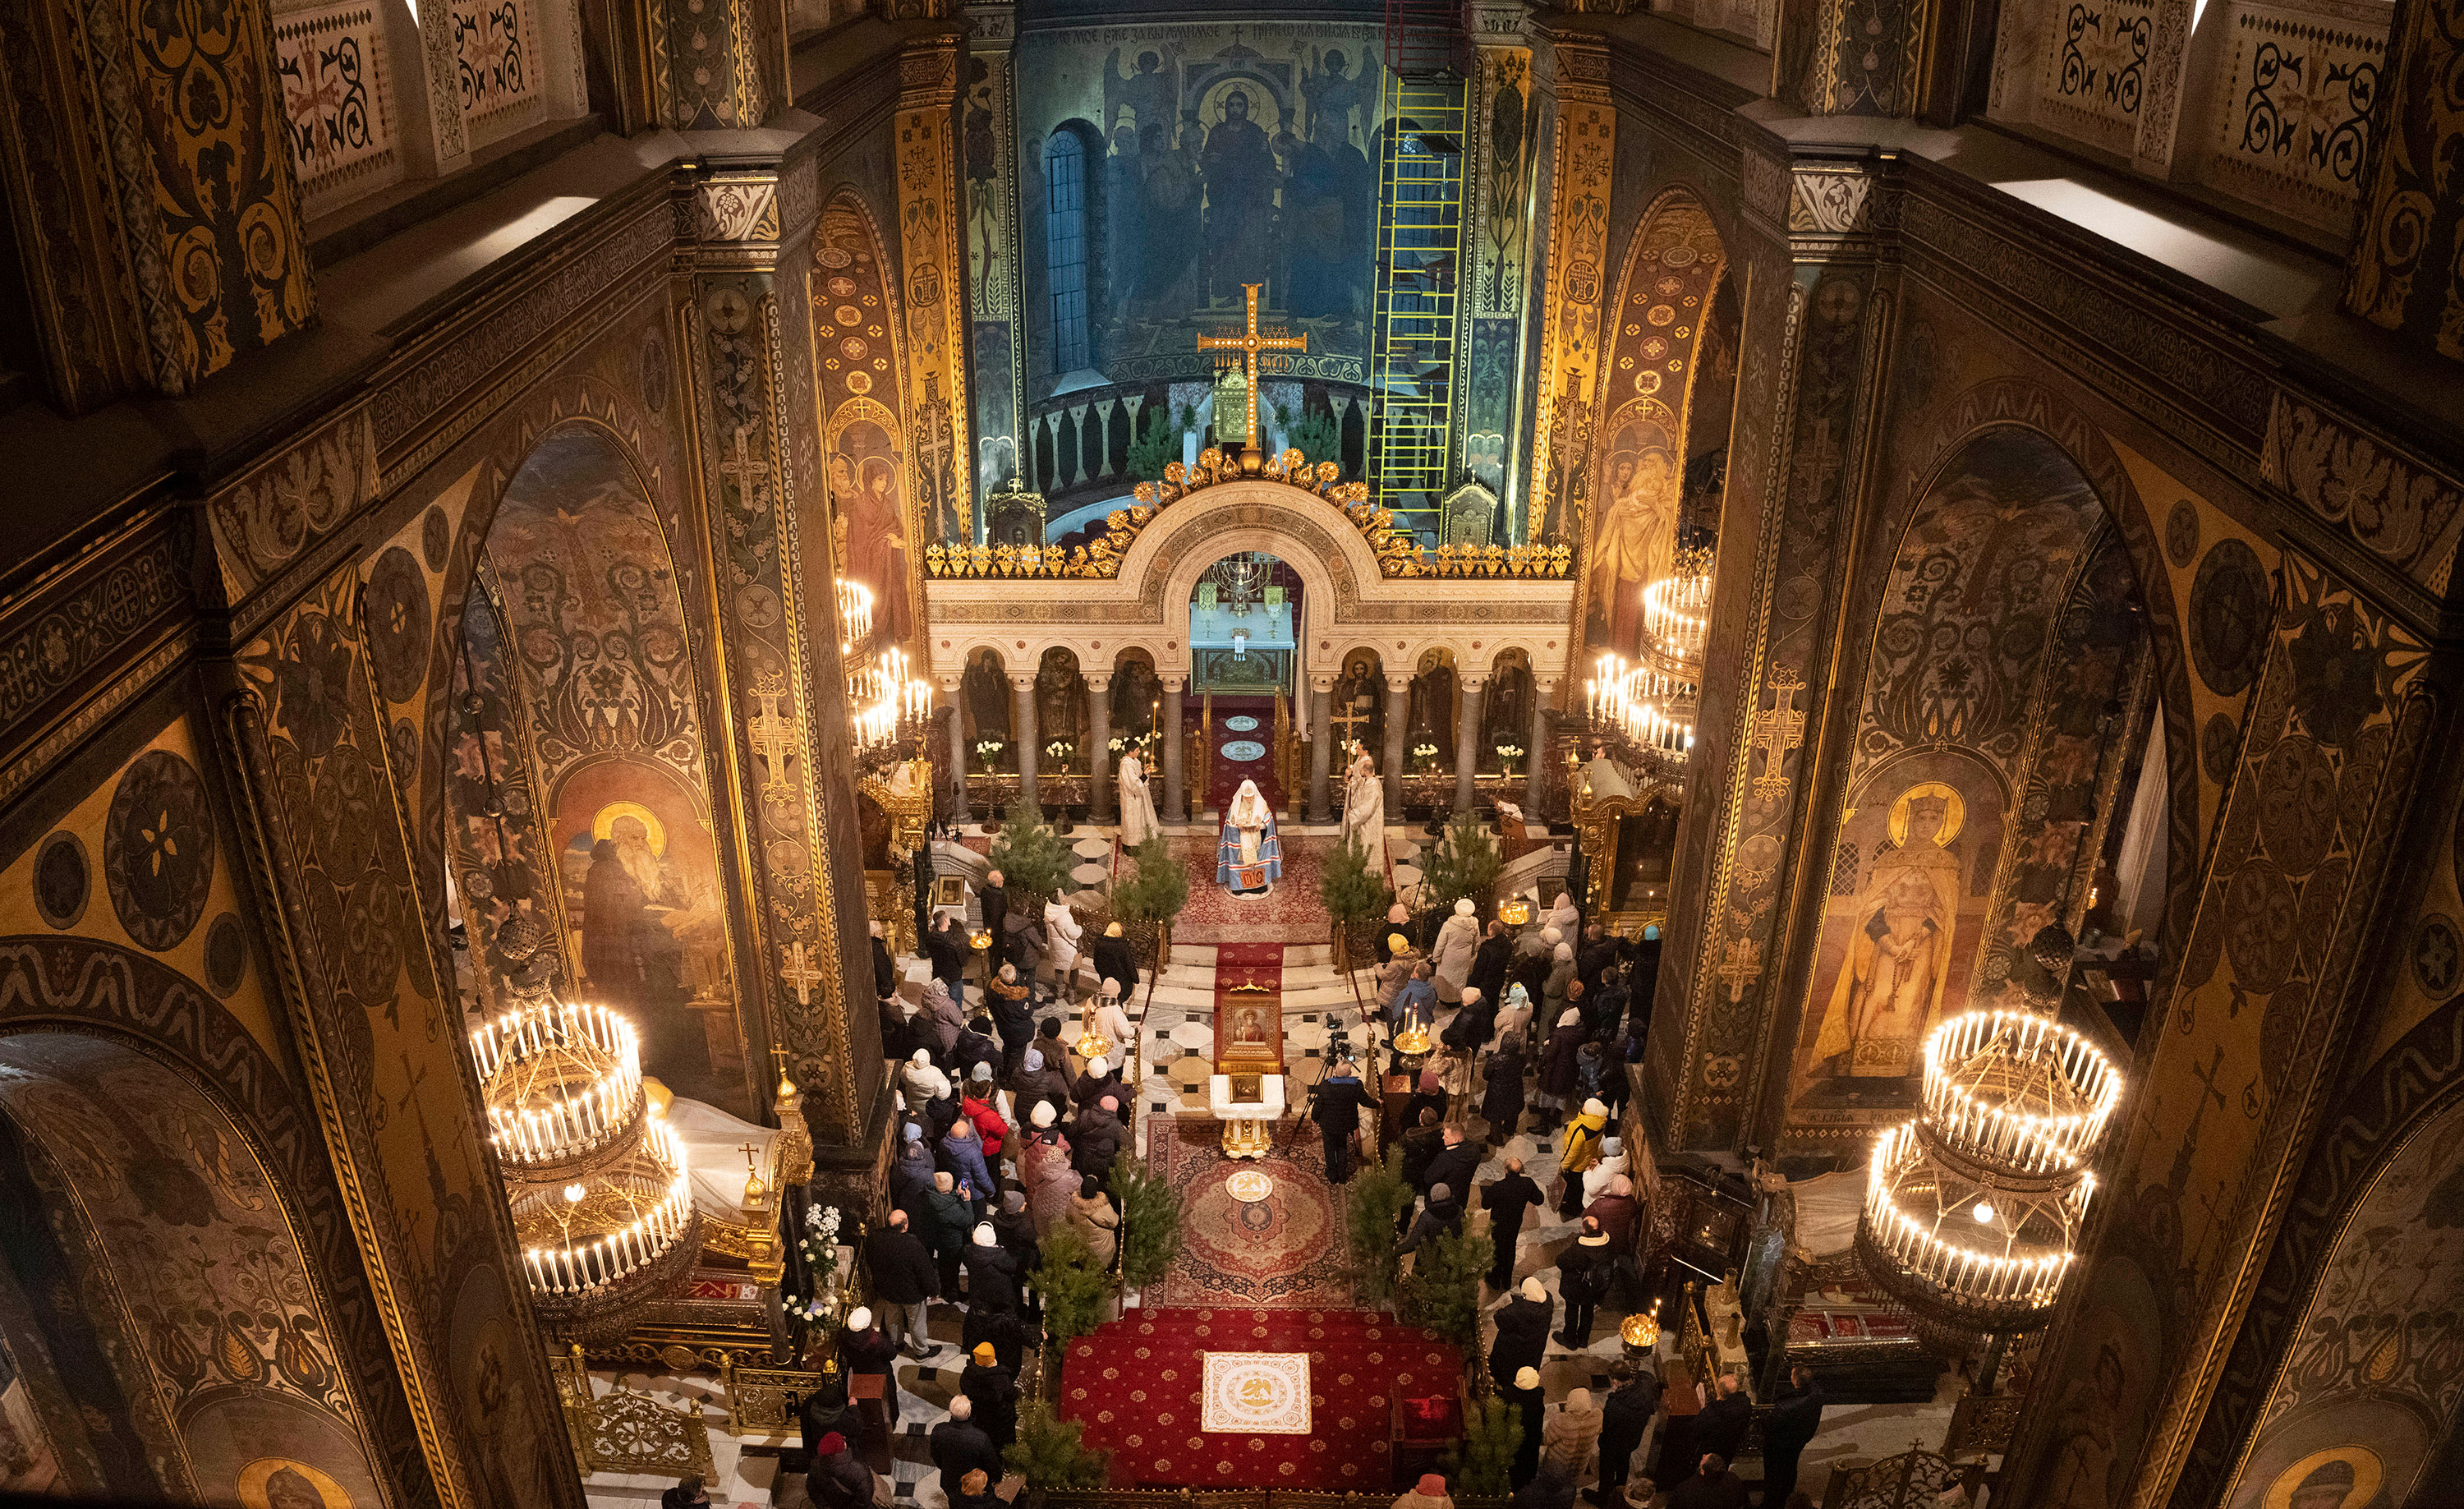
[1061,1307,1463,1490]
[1169,833,1330,945]
[1145,1119,1350,1308]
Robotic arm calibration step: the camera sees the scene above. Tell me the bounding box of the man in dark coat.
[1397,1107,1446,1234]
[1071,1097,1125,1181]
[1556,1218,1613,1346]
[991,1189,1042,1294]
[949,1018,1000,1087]
[918,1171,973,1296]
[1592,1359,1658,1506]
[1758,1365,1824,1507]
[1695,1373,1753,1470]
[977,871,1009,972]
[1090,922,1140,999]
[962,1299,1027,1374]
[1308,1056,1380,1183]
[1489,1277,1553,1392]
[929,1397,1003,1505]
[1479,1157,1546,1291]
[1468,920,1513,1006]
[1423,1124,1482,1208]
[864,1209,940,1359]
[958,1341,1020,1449]
[1576,922,1618,998]
[1481,1033,1529,1144]
[986,965,1035,1079]
[1397,1183,1465,1254]
[1501,1364,1547,1489]
[928,913,970,1011]
[1666,1453,1747,1509]
[871,921,899,1001]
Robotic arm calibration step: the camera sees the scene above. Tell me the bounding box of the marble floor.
[580,867,1971,1508]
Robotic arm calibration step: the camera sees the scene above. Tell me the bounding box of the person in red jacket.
[960,1073,1009,1162]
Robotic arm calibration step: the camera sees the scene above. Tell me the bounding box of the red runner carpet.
[1198,695,1280,813]
[1060,1307,1463,1490]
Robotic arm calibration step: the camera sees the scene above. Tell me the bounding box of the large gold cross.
[1749,668,1805,798]
[779,941,825,1006]
[1194,283,1308,452]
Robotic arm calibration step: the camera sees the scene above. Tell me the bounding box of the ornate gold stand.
[1221,1116,1274,1159]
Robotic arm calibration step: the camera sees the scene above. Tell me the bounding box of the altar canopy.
[1218,779,1283,895]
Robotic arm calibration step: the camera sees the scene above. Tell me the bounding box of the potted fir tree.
[1110,1157,1183,1311]
[1419,810,1504,917]
[1112,832,1188,985]
[986,797,1073,908]
[1318,834,1389,1012]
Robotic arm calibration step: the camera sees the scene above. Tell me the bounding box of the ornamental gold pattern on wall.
[1524,50,1613,548]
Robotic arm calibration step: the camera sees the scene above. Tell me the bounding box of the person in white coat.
[903,1049,951,1106]
[1043,898,1083,995]
[1090,979,1134,1058]
[1118,750,1161,849]
[1432,897,1480,1007]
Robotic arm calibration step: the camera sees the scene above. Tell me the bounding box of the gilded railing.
[922,449,1572,581]
[550,1345,716,1479]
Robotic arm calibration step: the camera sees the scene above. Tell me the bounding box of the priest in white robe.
[1117,749,1161,848]
[1217,779,1283,897]
[1337,743,1385,867]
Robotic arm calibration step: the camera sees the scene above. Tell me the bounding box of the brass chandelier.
[1855,1005,2121,1350]
[1587,547,1710,762]
[474,922,700,1343]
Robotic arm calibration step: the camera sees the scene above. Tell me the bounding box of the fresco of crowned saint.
[1585,409,1680,651]
[1811,784,1965,1083]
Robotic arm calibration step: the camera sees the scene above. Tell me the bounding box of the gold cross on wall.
[719,425,767,512]
[1194,283,1308,451]
[749,675,798,796]
[1749,668,1806,798]
[779,941,825,1006]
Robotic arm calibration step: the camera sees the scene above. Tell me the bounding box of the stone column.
[1526,674,1559,818]
[942,679,970,817]
[1161,674,1187,823]
[679,145,885,1154]
[1455,675,1489,813]
[1012,674,1038,807]
[1087,674,1114,820]
[1308,675,1335,823]
[1383,674,1413,813]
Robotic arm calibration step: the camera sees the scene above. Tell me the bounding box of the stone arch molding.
[922,480,1580,683]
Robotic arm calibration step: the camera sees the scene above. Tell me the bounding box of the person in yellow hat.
[958,1336,1019,1450]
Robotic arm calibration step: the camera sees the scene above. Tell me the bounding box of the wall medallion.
[421,504,452,572]
[2202,711,2243,785]
[2163,499,2200,568]
[361,546,431,704]
[205,912,248,996]
[32,830,90,929]
[104,750,216,951]
[2413,915,2460,1001]
[2189,537,2270,697]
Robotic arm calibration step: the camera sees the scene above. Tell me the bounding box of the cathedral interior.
[1,0,2462,1503]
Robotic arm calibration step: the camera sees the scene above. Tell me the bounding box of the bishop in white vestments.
[1217,779,1283,897]
[1117,750,1161,848]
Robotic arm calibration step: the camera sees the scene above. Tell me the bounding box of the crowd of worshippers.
[816,872,1149,1505]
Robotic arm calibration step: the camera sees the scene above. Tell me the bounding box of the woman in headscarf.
[1090,979,1135,1056]
[1492,980,1533,1048]
[1542,941,1576,1023]
[1536,1008,1587,1128]
[1020,1101,1077,1235]
[903,1047,951,1106]
[1547,890,1581,936]
[1068,1173,1120,1267]
[1559,1097,1611,1219]
[1374,939,1415,1019]
[1584,1172,1641,1247]
[1043,896,1083,994]
[920,977,963,1056]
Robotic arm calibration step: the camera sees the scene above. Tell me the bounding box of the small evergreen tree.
[1005,1399,1113,1488]
[1343,1147,1415,1305]
[1398,1224,1495,1359]
[1113,833,1189,941]
[1318,835,1388,1010]
[1124,404,1179,482]
[1286,409,1344,473]
[1442,1396,1521,1495]
[1035,1225,1114,1345]
[1110,1155,1182,1293]
[987,797,1073,904]
[1420,811,1504,915]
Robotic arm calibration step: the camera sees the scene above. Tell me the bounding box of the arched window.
[1045,132,1091,373]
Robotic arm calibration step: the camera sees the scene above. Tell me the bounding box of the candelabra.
[836,578,873,658]
[1583,548,1712,765]
[1855,1008,2120,1350]
[849,644,935,755]
[475,922,700,1344]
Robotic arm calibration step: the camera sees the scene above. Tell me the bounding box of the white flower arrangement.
[1044,738,1074,761]
[1411,741,1441,770]
[789,1203,843,1323]
[1495,743,1525,761]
